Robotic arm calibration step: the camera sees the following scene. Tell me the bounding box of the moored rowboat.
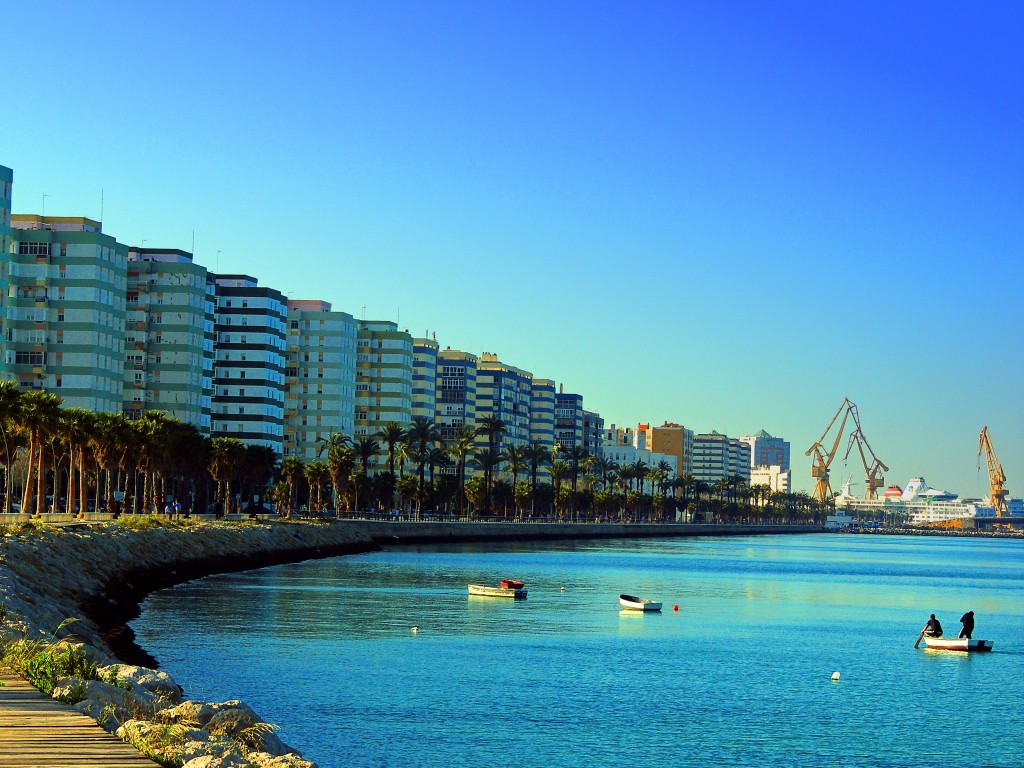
[619,594,662,611]
[468,583,528,599]
[922,636,993,652]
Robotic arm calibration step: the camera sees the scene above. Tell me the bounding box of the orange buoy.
[673,605,679,611]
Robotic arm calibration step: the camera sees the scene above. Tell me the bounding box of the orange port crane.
[844,426,889,500]
[978,426,1008,516]
[806,397,857,503]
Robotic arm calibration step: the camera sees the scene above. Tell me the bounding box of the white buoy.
[560,586,566,592]
[831,671,840,681]
[411,626,419,633]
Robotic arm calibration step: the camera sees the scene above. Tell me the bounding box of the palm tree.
[565,445,587,520]
[325,443,356,513]
[279,456,304,516]
[353,436,380,512]
[447,425,477,516]
[376,423,405,476]
[504,445,528,488]
[209,437,246,515]
[474,447,505,515]
[58,408,94,516]
[90,412,128,516]
[304,460,330,514]
[19,390,63,515]
[241,445,278,513]
[0,380,23,512]
[405,416,442,516]
[477,415,507,451]
[525,442,550,518]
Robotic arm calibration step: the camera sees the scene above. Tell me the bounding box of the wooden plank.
[0,665,159,767]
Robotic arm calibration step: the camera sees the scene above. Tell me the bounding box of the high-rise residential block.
[212,275,287,452]
[412,335,439,421]
[0,166,12,370]
[436,348,477,442]
[692,431,751,484]
[356,320,412,437]
[529,378,556,455]
[124,247,210,429]
[583,410,604,457]
[284,300,357,460]
[739,430,791,471]
[476,352,533,451]
[8,215,127,412]
[554,387,584,451]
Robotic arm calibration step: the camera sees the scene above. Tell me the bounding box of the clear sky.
[3,2,1022,497]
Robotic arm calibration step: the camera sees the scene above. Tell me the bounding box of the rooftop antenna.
[216,250,222,272]
[41,193,49,218]
[361,304,367,320]
[100,190,104,223]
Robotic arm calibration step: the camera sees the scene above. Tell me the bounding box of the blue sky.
[3,2,1021,496]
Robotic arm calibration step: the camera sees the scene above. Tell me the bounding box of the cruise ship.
[833,477,999,526]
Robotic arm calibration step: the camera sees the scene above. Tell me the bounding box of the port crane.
[806,397,856,503]
[844,425,889,500]
[807,397,888,503]
[978,426,1008,516]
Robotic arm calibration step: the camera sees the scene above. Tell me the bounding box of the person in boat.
[921,614,943,637]
[958,611,975,639]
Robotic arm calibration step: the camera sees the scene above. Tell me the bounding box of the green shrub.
[2,634,99,696]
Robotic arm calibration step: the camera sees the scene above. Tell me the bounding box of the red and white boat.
[922,636,993,652]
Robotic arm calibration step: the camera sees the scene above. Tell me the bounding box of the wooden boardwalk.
[0,666,158,767]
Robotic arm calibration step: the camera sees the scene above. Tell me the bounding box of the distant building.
[649,422,694,479]
[355,320,412,437]
[749,464,791,493]
[529,378,556,457]
[211,274,287,453]
[412,336,439,421]
[739,430,791,471]
[124,247,210,430]
[8,215,128,413]
[0,166,12,371]
[476,353,533,451]
[554,387,584,451]
[435,348,477,443]
[692,431,751,484]
[583,409,604,457]
[284,300,357,460]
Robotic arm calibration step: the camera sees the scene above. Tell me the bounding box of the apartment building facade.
[211,275,287,452]
[124,247,209,429]
[284,300,357,460]
[355,320,413,437]
[8,215,127,412]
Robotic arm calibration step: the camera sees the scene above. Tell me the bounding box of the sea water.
[131,534,1024,767]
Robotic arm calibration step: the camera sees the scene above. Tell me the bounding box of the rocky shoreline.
[0,517,379,768]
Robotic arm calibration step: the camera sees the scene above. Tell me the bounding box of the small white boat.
[468,583,528,599]
[619,594,662,611]
[923,636,993,652]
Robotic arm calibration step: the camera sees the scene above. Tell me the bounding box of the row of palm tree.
[0,381,276,517]
[0,383,830,524]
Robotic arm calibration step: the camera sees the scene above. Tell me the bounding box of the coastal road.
[0,666,158,767]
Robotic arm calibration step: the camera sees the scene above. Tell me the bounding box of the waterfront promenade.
[0,665,158,767]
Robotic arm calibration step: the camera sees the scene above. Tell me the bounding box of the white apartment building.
[691,431,751,484]
[412,335,439,421]
[212,274,287,453]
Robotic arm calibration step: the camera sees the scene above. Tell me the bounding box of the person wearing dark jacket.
[922,614,943,637]
[959,611,975,639]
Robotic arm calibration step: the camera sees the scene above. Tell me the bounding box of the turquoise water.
[132,534,1024,767]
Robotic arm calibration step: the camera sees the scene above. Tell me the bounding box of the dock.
[0,665,157,767]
